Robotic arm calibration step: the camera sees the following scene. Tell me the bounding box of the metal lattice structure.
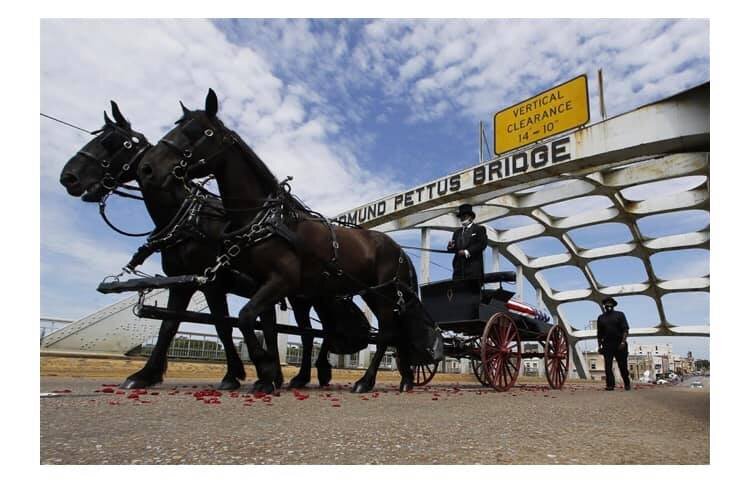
[336,83,709,379]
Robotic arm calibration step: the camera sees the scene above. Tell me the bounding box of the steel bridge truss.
[338,83,709,379]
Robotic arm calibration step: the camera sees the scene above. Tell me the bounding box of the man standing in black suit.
[597,297,631,391]
[447,204,488,281]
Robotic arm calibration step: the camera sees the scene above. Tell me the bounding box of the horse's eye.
[132,136,140,144]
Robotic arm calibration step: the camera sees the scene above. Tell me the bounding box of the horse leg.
[259,308,284,389]
[120,287,193,389]
[237,277,289,394]
[396,341,415,393]
[352,296,411,393]
[288,299,313,388]
[315,339,333,387]
[351,340,385,393]
[202,288,245,391]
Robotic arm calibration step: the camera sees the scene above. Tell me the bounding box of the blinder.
[159,118,235,184]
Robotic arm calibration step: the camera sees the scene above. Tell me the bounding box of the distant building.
[582,343,696,382]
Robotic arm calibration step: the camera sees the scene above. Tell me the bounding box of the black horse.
[59,102,336,392]
[139,89,421,393]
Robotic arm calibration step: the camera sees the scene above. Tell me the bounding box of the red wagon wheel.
[396,358,439,387]
[481,313,522,392]
[544,324,570,389]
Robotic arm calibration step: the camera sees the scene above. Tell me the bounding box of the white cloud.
[40,19,405,317]
[347,19,709,122]
[399,54,427,81]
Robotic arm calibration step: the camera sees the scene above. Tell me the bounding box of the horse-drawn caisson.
[410,274,569,391]
[60,89,569,395]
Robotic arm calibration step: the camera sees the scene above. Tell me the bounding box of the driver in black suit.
[447,204,488,281]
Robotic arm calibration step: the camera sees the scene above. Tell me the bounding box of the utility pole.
[597,68,607,120]
[479,120,491,161]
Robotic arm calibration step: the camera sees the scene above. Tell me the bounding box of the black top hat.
[457,204,476,219]
[602,297,618,307]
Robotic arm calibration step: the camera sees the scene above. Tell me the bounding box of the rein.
[98,195,153,237]
[93,142,153,237]
[399,245,454,254]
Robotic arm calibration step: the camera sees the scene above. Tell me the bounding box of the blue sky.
[40,19,709,358]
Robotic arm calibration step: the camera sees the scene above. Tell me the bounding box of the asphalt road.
[40,377,709,464]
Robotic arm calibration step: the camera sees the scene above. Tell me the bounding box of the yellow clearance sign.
[494,75,590,155]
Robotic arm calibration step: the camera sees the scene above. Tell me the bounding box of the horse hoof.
[317,371,332,387]
[288,376,310,389]
[251,381,275,394]
[351,380,373,394]
[217,377,241,391]
[399,380,414,392]
[316,362,332,386]
[120,377,160,389]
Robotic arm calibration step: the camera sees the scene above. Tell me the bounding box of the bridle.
[158,118,237,185]
[76,125,153,236]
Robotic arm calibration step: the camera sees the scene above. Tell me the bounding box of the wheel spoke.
[502,362,514,385]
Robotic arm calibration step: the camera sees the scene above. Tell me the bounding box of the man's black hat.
[602,296,618,307]
[457,204,476,219]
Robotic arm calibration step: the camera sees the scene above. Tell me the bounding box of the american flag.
[507,300,551,322]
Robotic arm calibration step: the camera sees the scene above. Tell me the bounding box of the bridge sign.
[494,74,590,155]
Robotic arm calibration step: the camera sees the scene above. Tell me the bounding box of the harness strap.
[328,221,340,263]
[123,187,216,271]
[99,199,153,237]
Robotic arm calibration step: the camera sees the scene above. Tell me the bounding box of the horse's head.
[139,89,227,191]
[59,101,149,202]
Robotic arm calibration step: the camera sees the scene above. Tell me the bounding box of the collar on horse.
[124,184,218,271]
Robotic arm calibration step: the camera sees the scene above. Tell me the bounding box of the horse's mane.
[226,127,280,195]
[221,123,320,216]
